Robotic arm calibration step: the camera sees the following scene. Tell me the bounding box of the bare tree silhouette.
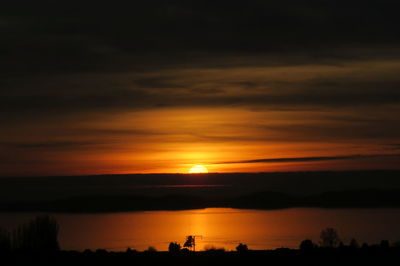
[319,228,340,248]
[12,216,59,252]
[0,228,11,253]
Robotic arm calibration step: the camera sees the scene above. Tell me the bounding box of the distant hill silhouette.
[1,170,400,203]
[2,188,400,212]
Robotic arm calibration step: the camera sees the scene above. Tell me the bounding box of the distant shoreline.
[2,188,400,213]
[1,169,398,179]
[1,170,400,213]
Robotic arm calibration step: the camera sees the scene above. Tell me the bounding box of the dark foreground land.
[3,248,400,266]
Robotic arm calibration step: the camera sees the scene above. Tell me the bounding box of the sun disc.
[188,165,208,173]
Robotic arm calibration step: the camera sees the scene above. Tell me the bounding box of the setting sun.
[188,165,208,174]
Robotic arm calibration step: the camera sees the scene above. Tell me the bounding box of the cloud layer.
[216,154,400,165]
[1,1,400,175]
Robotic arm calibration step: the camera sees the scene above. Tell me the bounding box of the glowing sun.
[188,165,208,174]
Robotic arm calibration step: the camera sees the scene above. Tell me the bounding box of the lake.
[1,208,400,251]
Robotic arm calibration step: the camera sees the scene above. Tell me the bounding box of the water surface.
[1,208,400,251]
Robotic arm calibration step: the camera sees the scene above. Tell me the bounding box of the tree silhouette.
[184,236,195,251]
[319,228,340,248]
[183,235,202,251]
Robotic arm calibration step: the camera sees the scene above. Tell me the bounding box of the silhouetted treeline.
[0,216,59,252]
[2,188,400,212]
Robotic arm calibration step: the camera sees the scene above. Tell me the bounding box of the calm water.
[1,208,400,251]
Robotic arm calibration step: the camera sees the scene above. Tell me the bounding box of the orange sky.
[1,58,400,176]
[1,103,399,176]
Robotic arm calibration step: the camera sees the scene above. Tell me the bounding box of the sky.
[1,1,400,176]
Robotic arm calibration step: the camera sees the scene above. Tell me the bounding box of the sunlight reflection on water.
[1,208,400,251]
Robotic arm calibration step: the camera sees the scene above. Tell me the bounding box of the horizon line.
[1,168,399,179]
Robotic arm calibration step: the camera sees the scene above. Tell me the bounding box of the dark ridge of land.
[3,248,400,266]
[2,188,400,213]
[0,170,400,203]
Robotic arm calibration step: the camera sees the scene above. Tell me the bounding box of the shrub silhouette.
[349,238,359,249]
[392,241,400,248]
[168,242,181,253]
[95,249,108,254]
[236,243,248,252]
[180,248,190,253]
[145,246,157,252]
[12,216,59,252]
[319,228,340,248]
[380,240,389,249]
[299,239,315,252]
[126,247,136,254]
[204,245,225,252]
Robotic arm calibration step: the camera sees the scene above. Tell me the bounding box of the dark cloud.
[0,91,387,121]
[258,122,400,142]
[216,154,400,165]
[0,141,97,149]
[386,144,400,151]
[1,1,400,119]
[79,128,162,136]
[0,62,400,114]
[1,1,400,76]
[133,76,185,89]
